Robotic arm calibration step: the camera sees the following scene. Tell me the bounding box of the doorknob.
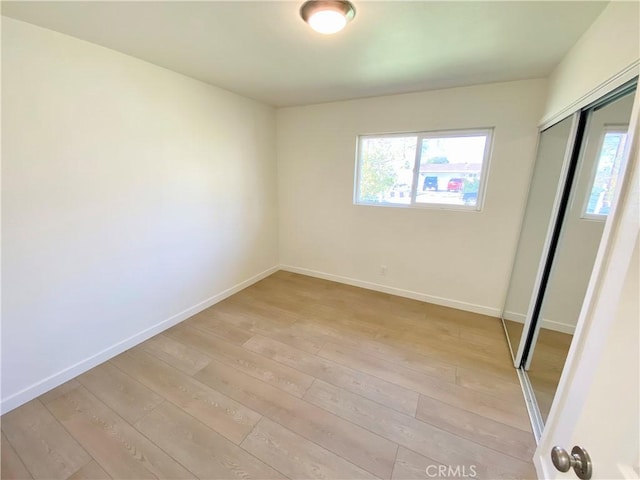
[551,445,592,479]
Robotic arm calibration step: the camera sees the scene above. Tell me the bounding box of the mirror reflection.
[501,82,636,436]
[502,115,576,361]
[528,91,635,421]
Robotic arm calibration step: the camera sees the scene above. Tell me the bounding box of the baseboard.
[540,319,576,335]
[0,265,279,414]
[280,264,501,318]
[502,311,527,323]
[503,311,576,335]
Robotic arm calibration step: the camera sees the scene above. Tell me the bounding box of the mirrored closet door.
[502,114,577,359]
[502,80,637,439]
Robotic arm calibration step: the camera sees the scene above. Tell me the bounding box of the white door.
[535,91,639,479]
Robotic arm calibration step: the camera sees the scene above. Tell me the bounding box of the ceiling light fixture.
[300,0,356,35]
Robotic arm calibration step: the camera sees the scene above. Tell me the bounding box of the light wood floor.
[1,272,536,480]
[503,320,573,421]
[528,328,573,422]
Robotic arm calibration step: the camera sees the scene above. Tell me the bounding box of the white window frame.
[580,124,628,221]
[354,128,494,211]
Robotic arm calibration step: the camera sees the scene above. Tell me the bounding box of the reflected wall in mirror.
[527,90,635,422]
[502,115,576,362]
[500,80,637,439]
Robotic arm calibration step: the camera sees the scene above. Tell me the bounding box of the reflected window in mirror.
[583,126,628,219]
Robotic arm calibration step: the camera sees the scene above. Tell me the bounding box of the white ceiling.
[2,1,607,107]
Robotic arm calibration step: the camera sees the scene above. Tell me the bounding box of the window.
[354,129,493,210]
[583,126,628,219]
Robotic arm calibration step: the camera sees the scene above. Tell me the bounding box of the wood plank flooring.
[1,271,536,479]
[527,327,573,422]
[503,319,573,421]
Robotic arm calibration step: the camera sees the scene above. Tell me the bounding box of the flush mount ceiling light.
[300,0,356,35]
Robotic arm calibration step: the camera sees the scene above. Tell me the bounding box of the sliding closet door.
[526,90,636,422]
[501,115,577,364]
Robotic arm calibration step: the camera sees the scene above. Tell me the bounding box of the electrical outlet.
[380,265,387,276]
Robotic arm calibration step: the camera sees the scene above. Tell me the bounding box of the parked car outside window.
[423,176,439,191]
[447,178,464,192]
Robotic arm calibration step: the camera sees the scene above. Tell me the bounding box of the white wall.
[542,1,640,124]
[277,80,547,315]
[1,17,279,412]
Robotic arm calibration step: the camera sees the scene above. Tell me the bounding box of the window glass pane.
[416,135,487,207]
[357,136,417,204]
[585,131,627,217]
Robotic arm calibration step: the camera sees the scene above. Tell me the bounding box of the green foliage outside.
[596,133,625,210]
[359,138,414,202]
[463,174,480,193]
[360,159,396,202]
